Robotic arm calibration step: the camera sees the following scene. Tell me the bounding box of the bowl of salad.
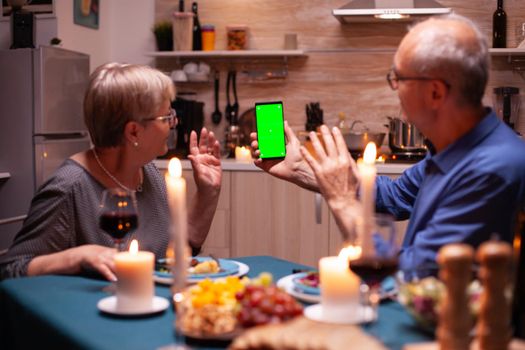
[397,275,482,332]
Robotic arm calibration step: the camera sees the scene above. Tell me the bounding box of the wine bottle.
[493,0,507,48]
[192,2,202,51]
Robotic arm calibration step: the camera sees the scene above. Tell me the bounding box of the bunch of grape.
[235,285,303,327]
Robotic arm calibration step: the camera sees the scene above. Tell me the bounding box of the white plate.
[277,274,397,304]
[304,303,374,325]
[153,260,250,285]
[97,296,169,316]
[277,273,320,304]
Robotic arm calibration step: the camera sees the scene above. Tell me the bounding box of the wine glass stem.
[369,285,381,322]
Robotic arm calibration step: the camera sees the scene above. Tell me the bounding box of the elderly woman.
[0,63,222,281]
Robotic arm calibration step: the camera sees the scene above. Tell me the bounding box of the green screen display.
[255,102,286,159]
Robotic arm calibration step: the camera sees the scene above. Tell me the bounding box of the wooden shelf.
[149,48,521,58]
[306,47,397,54]
[146,49,306,58]
[489,48,525,56]
[0,172,11,180]
[490,48,525,79]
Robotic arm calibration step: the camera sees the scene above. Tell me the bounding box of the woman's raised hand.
[187,128,222,195]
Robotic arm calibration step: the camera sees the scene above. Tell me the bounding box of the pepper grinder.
[476,240,513,350]
[437,244,474,350]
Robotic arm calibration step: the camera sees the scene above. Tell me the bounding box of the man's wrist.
[327,194,358,215]
[293,163,318,191]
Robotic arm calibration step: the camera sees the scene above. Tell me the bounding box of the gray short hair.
[84,63,175,148]
[406,14,489,107]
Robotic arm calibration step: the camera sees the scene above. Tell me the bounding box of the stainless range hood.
[333,0,451,23]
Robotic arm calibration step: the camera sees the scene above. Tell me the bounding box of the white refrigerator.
[0,46,91,250]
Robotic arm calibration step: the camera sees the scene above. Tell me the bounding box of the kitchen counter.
[154,159,413,175]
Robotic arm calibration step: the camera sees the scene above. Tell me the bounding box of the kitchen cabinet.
[230,171,330,267]
[179,168,331,265]
[182,170,232,258]
[159,161,412,266]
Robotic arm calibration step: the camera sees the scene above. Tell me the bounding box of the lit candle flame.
[129,239,139,254]
[363,142,377,165]
[338,245,362,262]
[235,146,252,162]
[168,158,182,178]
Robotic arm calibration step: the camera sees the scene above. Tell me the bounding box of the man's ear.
[428,80,448,109]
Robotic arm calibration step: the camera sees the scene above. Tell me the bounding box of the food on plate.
[296,271,319,288]
[235,284,303,328]
[190,259,220,274]
[156,257,221,275]
[397,276,482,329]
[177,276,244,335]
[242,272,273,287]
[176,272,303,337]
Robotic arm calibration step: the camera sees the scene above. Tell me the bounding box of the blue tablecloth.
[0,256,433,350]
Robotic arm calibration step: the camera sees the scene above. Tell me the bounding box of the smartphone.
[255,101,286,159]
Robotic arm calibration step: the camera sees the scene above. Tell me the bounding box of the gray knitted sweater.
[0,159,170,280]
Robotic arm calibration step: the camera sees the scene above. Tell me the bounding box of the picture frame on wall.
[73,0,99,30]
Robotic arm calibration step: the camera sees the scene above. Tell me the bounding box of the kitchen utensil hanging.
[225,71,233,123]
[211,71,221,124]
[225,70,239,125]
[231,71,239,125]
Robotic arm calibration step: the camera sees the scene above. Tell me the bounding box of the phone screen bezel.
[255,101,286,160]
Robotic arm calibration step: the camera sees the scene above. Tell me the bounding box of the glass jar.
[517,22,525,48]
[226,25,248,50]
[201,24,215,51]
[172,12,194,51]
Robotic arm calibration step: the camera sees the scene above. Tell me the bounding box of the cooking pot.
[342,131,386,152]
[387,117,427,154]
[340,120,386,152]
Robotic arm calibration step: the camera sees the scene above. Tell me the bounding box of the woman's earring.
[133,142,139,147]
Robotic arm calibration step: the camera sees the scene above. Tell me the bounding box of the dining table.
[0,255,434,350]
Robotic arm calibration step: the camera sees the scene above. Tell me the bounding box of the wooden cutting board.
[229,316,387,350]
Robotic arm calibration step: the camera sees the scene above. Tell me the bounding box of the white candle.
[114,239,155,312]
[319,248,361,318]
[357,142,377,256]
[165,158,188,292]
[235,146,252,163]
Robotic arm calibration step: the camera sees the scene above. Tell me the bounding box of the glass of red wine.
[99,188,138,251]
[349,213,399,322]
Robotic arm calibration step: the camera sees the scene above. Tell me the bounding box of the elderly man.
[251,14,525,271]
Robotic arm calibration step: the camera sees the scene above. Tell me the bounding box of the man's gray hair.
[407,14,489,107]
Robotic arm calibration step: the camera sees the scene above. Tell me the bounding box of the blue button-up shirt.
[376,110,525,271]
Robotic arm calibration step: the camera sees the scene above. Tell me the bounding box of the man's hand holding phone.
[251,101,318,191]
